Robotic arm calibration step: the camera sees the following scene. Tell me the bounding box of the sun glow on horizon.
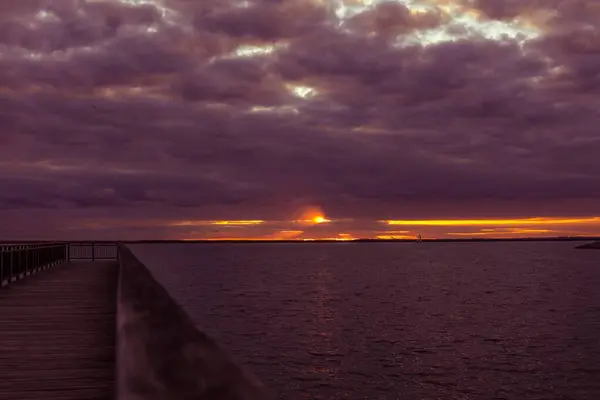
[295,215,332,224]
[294,206,333,224]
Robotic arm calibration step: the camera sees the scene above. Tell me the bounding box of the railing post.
[66,243,70,262]
[9,247,13,282]
[0,246,4,285]
[20,246,24,279]
[15,246,19,279]
[20,246,23,277]
[25,246,29,276]
[92,243,96,262]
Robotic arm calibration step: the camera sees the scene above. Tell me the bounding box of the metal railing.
[0,242,120,287]
[1,243,68,286]
[68,242,119,261]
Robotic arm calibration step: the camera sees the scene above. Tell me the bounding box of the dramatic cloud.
[1,0,599,239]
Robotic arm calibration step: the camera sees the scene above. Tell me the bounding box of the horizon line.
[2,236,599,243]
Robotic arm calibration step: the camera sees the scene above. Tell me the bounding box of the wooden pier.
[0,244,118,400]
[0,242,270,400]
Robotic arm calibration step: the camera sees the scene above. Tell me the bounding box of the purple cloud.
[0,0,599,239]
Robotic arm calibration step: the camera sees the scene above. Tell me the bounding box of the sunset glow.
[385,217,600,227]
[159,215,600,241]
[376,234,415,240]
[294,207,333,225]
[211,220,265,226]
[447,229,555,236]
[170,220,265,227]
[295,215,332,224]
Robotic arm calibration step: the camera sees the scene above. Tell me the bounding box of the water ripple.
[130,242,600,400]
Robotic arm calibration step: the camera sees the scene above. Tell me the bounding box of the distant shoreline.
[2,237,600,244]
[575,241,600,249]
[126,237,600,244]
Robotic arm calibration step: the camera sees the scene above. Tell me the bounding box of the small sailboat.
[417,233,422,243]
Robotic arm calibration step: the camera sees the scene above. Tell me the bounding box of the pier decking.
[0,242,119,400]
[0,260,118,399]
[0,242,270,400]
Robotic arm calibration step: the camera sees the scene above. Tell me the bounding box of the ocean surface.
[129,242,600,400]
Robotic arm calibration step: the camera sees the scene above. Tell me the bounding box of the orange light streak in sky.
[182,237,357,241]
[211,220,265,225]
[384,217,600,226]
[170,220,264,226]
[183,237,274,241]
[376,235,415,240]
[448,229,554,236]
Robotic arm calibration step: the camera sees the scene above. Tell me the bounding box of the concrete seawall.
[116,245,272,400]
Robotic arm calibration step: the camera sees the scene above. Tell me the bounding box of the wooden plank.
[0,261,118,400]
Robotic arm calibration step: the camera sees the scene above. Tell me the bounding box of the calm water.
[129,242,600,400]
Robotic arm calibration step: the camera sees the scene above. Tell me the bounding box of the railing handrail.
[1,243,69,251]
[0,242,120,288]
[1,243,69,287]
[69,242,120,261]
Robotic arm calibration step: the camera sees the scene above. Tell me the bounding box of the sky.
[1,0,599,240]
